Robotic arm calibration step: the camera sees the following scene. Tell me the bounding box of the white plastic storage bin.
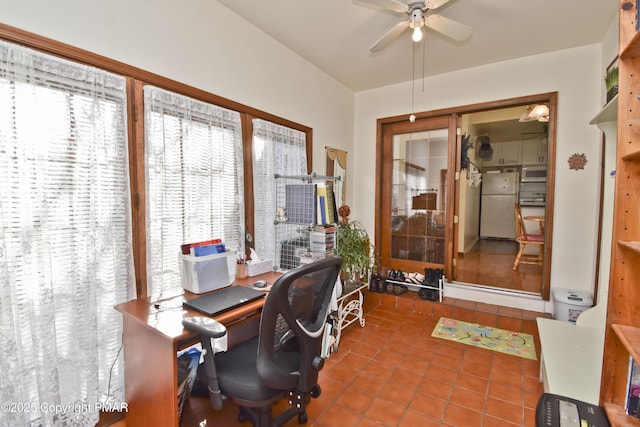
[180,251,236,294]
[552,288,593,323]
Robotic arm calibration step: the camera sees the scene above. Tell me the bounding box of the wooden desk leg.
[122,316,179,427]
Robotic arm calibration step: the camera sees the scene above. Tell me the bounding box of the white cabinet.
[521,139,547,165]
[501,141,522,165]
[482,141,522,167]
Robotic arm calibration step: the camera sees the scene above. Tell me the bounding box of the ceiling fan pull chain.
[422,31,426,93]
[410,38,416,122]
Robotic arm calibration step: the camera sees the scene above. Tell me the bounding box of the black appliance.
[536,393,609,427]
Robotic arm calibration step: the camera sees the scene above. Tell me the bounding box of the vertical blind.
[0,40,134,426]
[144,86,244,300]
[252,118,307,264]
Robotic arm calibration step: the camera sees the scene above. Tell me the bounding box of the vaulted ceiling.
[218,0,617,92]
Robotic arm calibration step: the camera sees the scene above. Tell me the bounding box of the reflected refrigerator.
[480,172,519,239]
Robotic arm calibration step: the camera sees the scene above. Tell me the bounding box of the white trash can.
[552,288,593,323]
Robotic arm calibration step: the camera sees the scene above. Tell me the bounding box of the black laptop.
[183,285,266,316]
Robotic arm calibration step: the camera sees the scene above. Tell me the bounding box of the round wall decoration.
[568,153,588,170]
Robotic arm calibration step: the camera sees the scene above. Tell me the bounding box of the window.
[0,26,312,426]
[251,118,307,264]
[144,86,244,300]
[0,39,134,425]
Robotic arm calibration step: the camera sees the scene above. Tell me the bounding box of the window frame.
[0,23,313,299]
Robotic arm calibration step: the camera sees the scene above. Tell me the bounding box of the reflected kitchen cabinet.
[521,139,547,166]
[482,141,522,167]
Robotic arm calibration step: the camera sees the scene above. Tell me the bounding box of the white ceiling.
[217,0,617,92]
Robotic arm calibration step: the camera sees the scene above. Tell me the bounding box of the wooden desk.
[115,272,280,427]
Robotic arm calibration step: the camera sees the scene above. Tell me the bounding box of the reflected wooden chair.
[513,203,544,270]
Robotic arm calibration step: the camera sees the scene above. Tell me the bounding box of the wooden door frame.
[375,92,556,301]
[375,114,458,279]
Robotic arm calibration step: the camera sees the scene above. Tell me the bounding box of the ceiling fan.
[518,104,550,123]
[363,0,472,52]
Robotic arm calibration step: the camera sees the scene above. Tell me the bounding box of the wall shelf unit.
[622,149,640,161]
[590,95,618,125]
[273,173,341,271]
[599,2,640,425]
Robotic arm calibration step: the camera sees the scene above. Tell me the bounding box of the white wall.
[0,0,355,179]
[353,45,606,301]
[585,13,619,320]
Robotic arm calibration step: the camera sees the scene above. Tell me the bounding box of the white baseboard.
[444,280,551,313]
[458,236,479,255]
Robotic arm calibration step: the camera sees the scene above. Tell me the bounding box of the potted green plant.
[335,205,373,283]
[605,65,618,103]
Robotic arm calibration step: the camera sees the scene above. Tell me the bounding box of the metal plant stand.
[332,280,367,352]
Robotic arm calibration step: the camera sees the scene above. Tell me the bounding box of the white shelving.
[332,280,367,351]
[273,173,340,271]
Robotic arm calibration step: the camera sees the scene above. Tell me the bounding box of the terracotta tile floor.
[115,291,551,427]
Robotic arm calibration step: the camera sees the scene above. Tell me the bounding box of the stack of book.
[626,356,640,418]
[181,239,225,256]
[316,184,338,226]
[310,224,336,255]
[285,183,338,226]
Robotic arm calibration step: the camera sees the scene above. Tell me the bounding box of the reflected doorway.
[454,95,556,298]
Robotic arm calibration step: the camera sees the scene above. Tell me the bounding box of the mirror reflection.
[325,147,347,208]
[391,129,448,265]
[455,102,551,295]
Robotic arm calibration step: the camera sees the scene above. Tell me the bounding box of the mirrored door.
[378,115,456,276]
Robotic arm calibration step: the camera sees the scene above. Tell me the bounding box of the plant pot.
[606,85,618,103]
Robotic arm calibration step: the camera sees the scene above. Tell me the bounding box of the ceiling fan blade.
[424,0,451,9]
[370,21,410,52]
[357,0,408,13]
[424,14,472,41]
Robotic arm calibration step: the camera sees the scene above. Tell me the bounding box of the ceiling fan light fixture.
[528,104,549,122]
[409,8,424,26]
[365,0,472,52]
[412,26,423,42]
[530,104,549,117]
[518,106,535,122]
[519,104,549,122]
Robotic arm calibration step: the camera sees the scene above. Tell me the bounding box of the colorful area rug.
[431,317,537,360]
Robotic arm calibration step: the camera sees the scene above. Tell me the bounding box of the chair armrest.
[182,316,227,339]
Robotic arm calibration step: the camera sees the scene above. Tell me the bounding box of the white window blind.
[0,40,134,426]
[144,86,244,300]
[252,118,307,264]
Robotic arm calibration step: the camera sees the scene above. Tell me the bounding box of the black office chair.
[183,256,343,427]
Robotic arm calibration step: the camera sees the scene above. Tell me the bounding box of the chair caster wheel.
[298,411,308,424]
[310,384,321,398]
